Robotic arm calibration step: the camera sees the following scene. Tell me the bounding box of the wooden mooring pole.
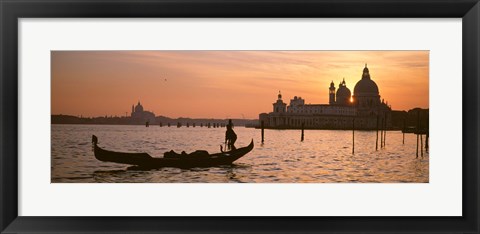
[402,118,405,145]
[380,118,384,148]
[301,122,305,142]
[383,114,387,148]
[416,110,420,158]
[425,118,429,153]
[420,134,424,158]
[352,118,355,154]
[416,134,419,158]
[376,115,379,151]
[419,111,423,158]
[261,121,265,143]
[425,132,429,153]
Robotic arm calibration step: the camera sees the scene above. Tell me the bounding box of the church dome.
[134,101,144,112]
[354,79,379,95]
[353,64,379,95]
[336,85,351,99]
[335,78,351,105]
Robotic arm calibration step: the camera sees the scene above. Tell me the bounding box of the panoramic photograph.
[51,51,429,183]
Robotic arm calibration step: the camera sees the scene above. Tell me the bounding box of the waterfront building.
[259,64,392,130]
[130,101,156,124]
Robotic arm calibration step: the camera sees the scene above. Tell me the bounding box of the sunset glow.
[51,51,429,119]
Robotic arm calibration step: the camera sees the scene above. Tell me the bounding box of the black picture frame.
[1,0,479,233]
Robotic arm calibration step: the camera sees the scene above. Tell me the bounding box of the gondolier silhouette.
[225,119,237,150]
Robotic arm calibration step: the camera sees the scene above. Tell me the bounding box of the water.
[51,124,429,183]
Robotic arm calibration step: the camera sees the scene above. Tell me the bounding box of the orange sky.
[51,51,429,119]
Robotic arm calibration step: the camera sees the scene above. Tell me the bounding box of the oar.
[220,141,227,152]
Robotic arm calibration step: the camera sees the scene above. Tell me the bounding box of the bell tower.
[329,81,336,104]
[273,91,287,113]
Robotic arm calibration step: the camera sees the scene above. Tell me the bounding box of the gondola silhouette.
[92,135,253,169]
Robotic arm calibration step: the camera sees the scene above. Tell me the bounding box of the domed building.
[131,101,156,124]
[353,64,381,113]
[133,102,144,113]
[259,64,391,130]
[352,64,391,120]
[354,64,379,95]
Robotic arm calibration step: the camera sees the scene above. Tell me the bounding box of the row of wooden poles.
[260,116,387,154]
[354,116,389,155]
[260,112,428,158]
[147,122,225,128]
[414,111,429,158]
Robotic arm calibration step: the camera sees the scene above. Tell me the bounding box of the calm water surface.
[52,124,429,183]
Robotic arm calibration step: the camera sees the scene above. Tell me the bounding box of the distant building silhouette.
[259,64,392,130]
[131,101,156,124]
[273,91,287,113]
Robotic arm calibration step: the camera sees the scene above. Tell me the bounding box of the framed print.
[50,50,430,184]
[1,0,479,233]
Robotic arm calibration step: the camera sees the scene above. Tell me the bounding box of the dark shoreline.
[51,114,258,126]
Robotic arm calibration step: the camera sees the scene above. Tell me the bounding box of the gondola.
[92,135,254,169]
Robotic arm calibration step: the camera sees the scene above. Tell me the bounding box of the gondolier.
[225,119,237,150]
